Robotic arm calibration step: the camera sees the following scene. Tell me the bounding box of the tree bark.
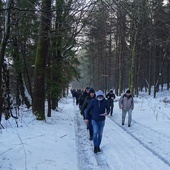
[0,0,13,122]
[32,0,51,120]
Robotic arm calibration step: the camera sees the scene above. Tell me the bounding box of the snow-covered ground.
[1,90,170,170]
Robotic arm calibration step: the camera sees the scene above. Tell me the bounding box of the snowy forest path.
[101,115,170,169]
[74,102,112,170]
[72,97,170,170]
[109,110,170,167]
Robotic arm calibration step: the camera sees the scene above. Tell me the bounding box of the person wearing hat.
[119,89,134,127]
[106,89,116,116]
[85,90,110,153]
[81,88,96,140]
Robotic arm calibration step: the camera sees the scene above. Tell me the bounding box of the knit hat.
[126,89,130,93]
[110,89,113,93]
[89,88,95,94]
[85,87,90,90]
[96,90,104,97]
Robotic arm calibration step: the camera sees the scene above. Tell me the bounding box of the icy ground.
[1,90,170,170]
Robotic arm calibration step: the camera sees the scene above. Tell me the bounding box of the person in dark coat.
[81,88,95,140]
[106,89,116,116]
[79,87,90,111]
[70,89,76,103]
[85,90,110,153]
[75,89,81,105]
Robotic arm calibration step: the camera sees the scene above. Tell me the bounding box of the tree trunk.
[47,53,51,117]
[32,0,51,120]
[21,44,33,100]
[13,37,31,108]
[167,64,170,90]
[0,0,13,122]
[129,41,136,96]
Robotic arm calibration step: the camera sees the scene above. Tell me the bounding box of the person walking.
[79,87,90,111]
[81,88,95,140]
[85,90,110,153]
[75,89,81,105]
[106,89,116,116]
[119,89,134,127]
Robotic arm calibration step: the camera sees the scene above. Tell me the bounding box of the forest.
[0,0,170,121]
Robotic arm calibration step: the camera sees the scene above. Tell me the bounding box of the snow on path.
[1,95,170,170]
[111,100,170,166]
[99,117,170,170]
[0,97,79,170]
[74,103,111,170]
[73,98,170,170]
[112,116,170,166]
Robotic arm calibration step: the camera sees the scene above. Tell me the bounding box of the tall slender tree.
[32,0,51,120]
[0,0,13,122]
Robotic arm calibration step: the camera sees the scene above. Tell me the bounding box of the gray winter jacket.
[119,94,134,111]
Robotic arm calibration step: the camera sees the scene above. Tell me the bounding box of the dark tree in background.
[32,0,52,120]
[0,0,13,122]
[77,0,170,97]
[0,0,170,123]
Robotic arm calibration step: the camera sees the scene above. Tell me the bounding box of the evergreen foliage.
[0,0,170,122]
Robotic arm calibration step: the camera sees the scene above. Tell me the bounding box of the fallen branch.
[60,134,67,138]
[0,148,12,156]
[17,133,27,170]
[0,123,4,129]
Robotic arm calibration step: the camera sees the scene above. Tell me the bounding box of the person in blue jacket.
[85,90,110,153]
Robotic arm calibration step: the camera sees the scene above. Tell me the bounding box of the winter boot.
[97,147,101,152]
[89,136,93,141]
[94,147,98,153]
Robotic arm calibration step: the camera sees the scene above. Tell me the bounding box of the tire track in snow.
[74,104,111,170]
[93,151,110,169]
[109,116,170,167]
[74,107,94,170]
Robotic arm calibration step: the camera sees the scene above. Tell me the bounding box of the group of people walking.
[72,87,134,154]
